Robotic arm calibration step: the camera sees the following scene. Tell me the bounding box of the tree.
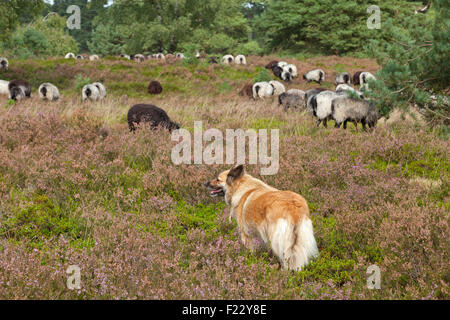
[253,0,414,55]
[0,0,44,43]
[368,0,449,124]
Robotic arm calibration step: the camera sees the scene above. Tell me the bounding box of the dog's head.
[204,165,245,199]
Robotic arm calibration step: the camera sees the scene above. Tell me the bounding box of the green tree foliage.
[46,0,107,52]
[253,0,414,55]
[88,0,251,55]
[0,0,44,43]
[368,0,449,122]
[4,14,78,58]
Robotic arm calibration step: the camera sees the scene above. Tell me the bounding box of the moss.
[0,194,91,250]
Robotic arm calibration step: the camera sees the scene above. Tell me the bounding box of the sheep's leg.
[361,119,367,132]
[343,120,348,129]
[316,119,322,127]
[323,119,328,128]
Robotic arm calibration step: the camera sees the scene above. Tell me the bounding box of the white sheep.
[38,83,60,101]
[120,54,131,60]
[277,61,288,68]
[92,82,107,100]
[76,55,85,60]
[89,55,100,61]
[156,53,165,61]
[0,57,9,71]
[0,80,9,95]
[335,72,351,85]
[82,84,100,101]
[335,84,364,98]
[283,64,298,78]
[287,89,306,97]
[359,72,377,91]
[269,80,286,96]
[252,82,274,99]
[310,90,345,127]
[65,53,75,59]
[222,55,235,64]
[133,54,145,62]
[303,69,325,84]
[235,55,247,65]
[176,53,185,59]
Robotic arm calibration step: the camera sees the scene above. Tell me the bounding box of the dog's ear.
[227,165,244,185]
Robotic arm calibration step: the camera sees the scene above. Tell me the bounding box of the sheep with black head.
[148,81,163,95]
[38,83,60,101]
[8,80,31,101]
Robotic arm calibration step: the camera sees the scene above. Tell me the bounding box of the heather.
[0,57,448,299]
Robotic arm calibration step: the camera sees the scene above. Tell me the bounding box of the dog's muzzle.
[204,181,225,197]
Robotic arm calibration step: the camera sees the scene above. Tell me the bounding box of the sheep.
[271,65,292,82]
[277,61,288,68]
[0,80,9,95]
[335,72,351,85]
[269,80,286,96]
[8,80,31,101]
[235,55,247,65]
[156,53,165,61]
[335,84,364,99]
[92,82,107,100]
[133,54,145,62]
[252,82,274,99]
[89,55,100,61]
[148,80,163,95]
[309,90,345,127]
[127,104,180,132]
[176,53,185,59]
[222,55,234,64]
[305,88,327,101]
[283,64,298,78]
[359,72,377,91]
[287,89,306,97]
[195,50,201,59]
[353,71,363,85]
[278,93,306,111]
[76,55,84,60]
[331,96,379,130]
[82,84,100,101]
[120,54,131,60]
[0,57,9,70]
[265,60,278,69]
[303,69,325,84]
[65,53,75,59]
[38,83,60,101]
[239,83,253,98]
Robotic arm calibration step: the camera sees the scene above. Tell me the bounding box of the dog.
[205,165,319,271]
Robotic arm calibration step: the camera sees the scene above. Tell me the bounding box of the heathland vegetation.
[0,0,448,299]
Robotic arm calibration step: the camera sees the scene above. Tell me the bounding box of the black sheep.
[148,81,163,95]
[127,104,180,132]
[8,80,31,100]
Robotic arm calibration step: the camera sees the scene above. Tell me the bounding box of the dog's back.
[233,174,318,271]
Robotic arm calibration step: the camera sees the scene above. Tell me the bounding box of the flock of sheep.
[246,60,379,130]
[0,52,379,132]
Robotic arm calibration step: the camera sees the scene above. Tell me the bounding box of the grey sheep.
[278,93,306,111]
[331,96,379,130]
[0,57,9,71]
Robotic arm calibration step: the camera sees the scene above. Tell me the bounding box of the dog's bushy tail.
[271,218,319,271]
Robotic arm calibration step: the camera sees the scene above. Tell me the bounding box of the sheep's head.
[40,86,47,97]
[10,87,25,101]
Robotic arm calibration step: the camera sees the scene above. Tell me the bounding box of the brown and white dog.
[205,165,319,271]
